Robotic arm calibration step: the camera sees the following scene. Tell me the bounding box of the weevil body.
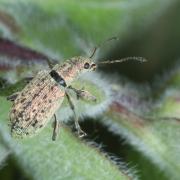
[8,39,146,140]
[9,56,96,138]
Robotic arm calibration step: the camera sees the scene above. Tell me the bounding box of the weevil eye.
[84,62,90,69]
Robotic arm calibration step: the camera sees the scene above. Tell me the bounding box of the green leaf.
[0,0,179,179]
[0,97,130,180]
[102,68,180,180]
[0,141,10,168]
[0,0,174,58]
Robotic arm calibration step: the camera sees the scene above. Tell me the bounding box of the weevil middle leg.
[65,91,87,138]
[52,114,60,141]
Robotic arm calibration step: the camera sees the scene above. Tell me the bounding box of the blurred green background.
[0,0,180,180]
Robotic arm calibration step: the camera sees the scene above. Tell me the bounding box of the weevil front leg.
[68,86,97,102]
[52,114,60,141]
[65,91,86,138]
[45,58,58,69]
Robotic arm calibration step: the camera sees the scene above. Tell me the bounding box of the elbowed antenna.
[89,37,119,59]
[97,56,147,65]
[88,37,147,65]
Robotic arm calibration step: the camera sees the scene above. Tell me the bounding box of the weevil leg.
[68,86,97,102]
[23,77,33,83]
[65,91,87,138]
[46,58,58,69]
[52,114,60,141]
[7,92,20,102]
[7,77,33,102]
[46,59,54,69]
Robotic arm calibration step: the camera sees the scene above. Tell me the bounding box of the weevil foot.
[75,121,87,138]
[77,89,96,102]
[68,86,97,102]
[77,129,87,138]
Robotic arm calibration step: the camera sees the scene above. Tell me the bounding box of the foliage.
[0,0,180,180]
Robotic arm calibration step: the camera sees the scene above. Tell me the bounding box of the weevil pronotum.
[7,37,147,141]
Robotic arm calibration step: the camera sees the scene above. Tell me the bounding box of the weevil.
[7,38,146,141]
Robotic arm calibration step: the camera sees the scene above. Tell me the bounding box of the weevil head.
[54,56,97,86]
[71,56,97,73]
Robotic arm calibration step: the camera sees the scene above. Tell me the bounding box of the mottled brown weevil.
[7,37,146,140]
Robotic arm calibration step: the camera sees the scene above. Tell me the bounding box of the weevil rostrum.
[7,39,146,141]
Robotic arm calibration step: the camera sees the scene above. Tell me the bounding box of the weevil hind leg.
[52,114,60,141]
[7,76,34,102]
[65,91,87,138]
[7,92,20,102]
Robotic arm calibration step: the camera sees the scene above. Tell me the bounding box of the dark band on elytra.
[49,70,67,87]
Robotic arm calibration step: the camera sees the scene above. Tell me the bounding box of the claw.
[77,129,87,138]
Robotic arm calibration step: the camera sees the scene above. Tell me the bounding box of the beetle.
[7,38,146,141]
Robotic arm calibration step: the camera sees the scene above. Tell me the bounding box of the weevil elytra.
[7,38,147,141]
